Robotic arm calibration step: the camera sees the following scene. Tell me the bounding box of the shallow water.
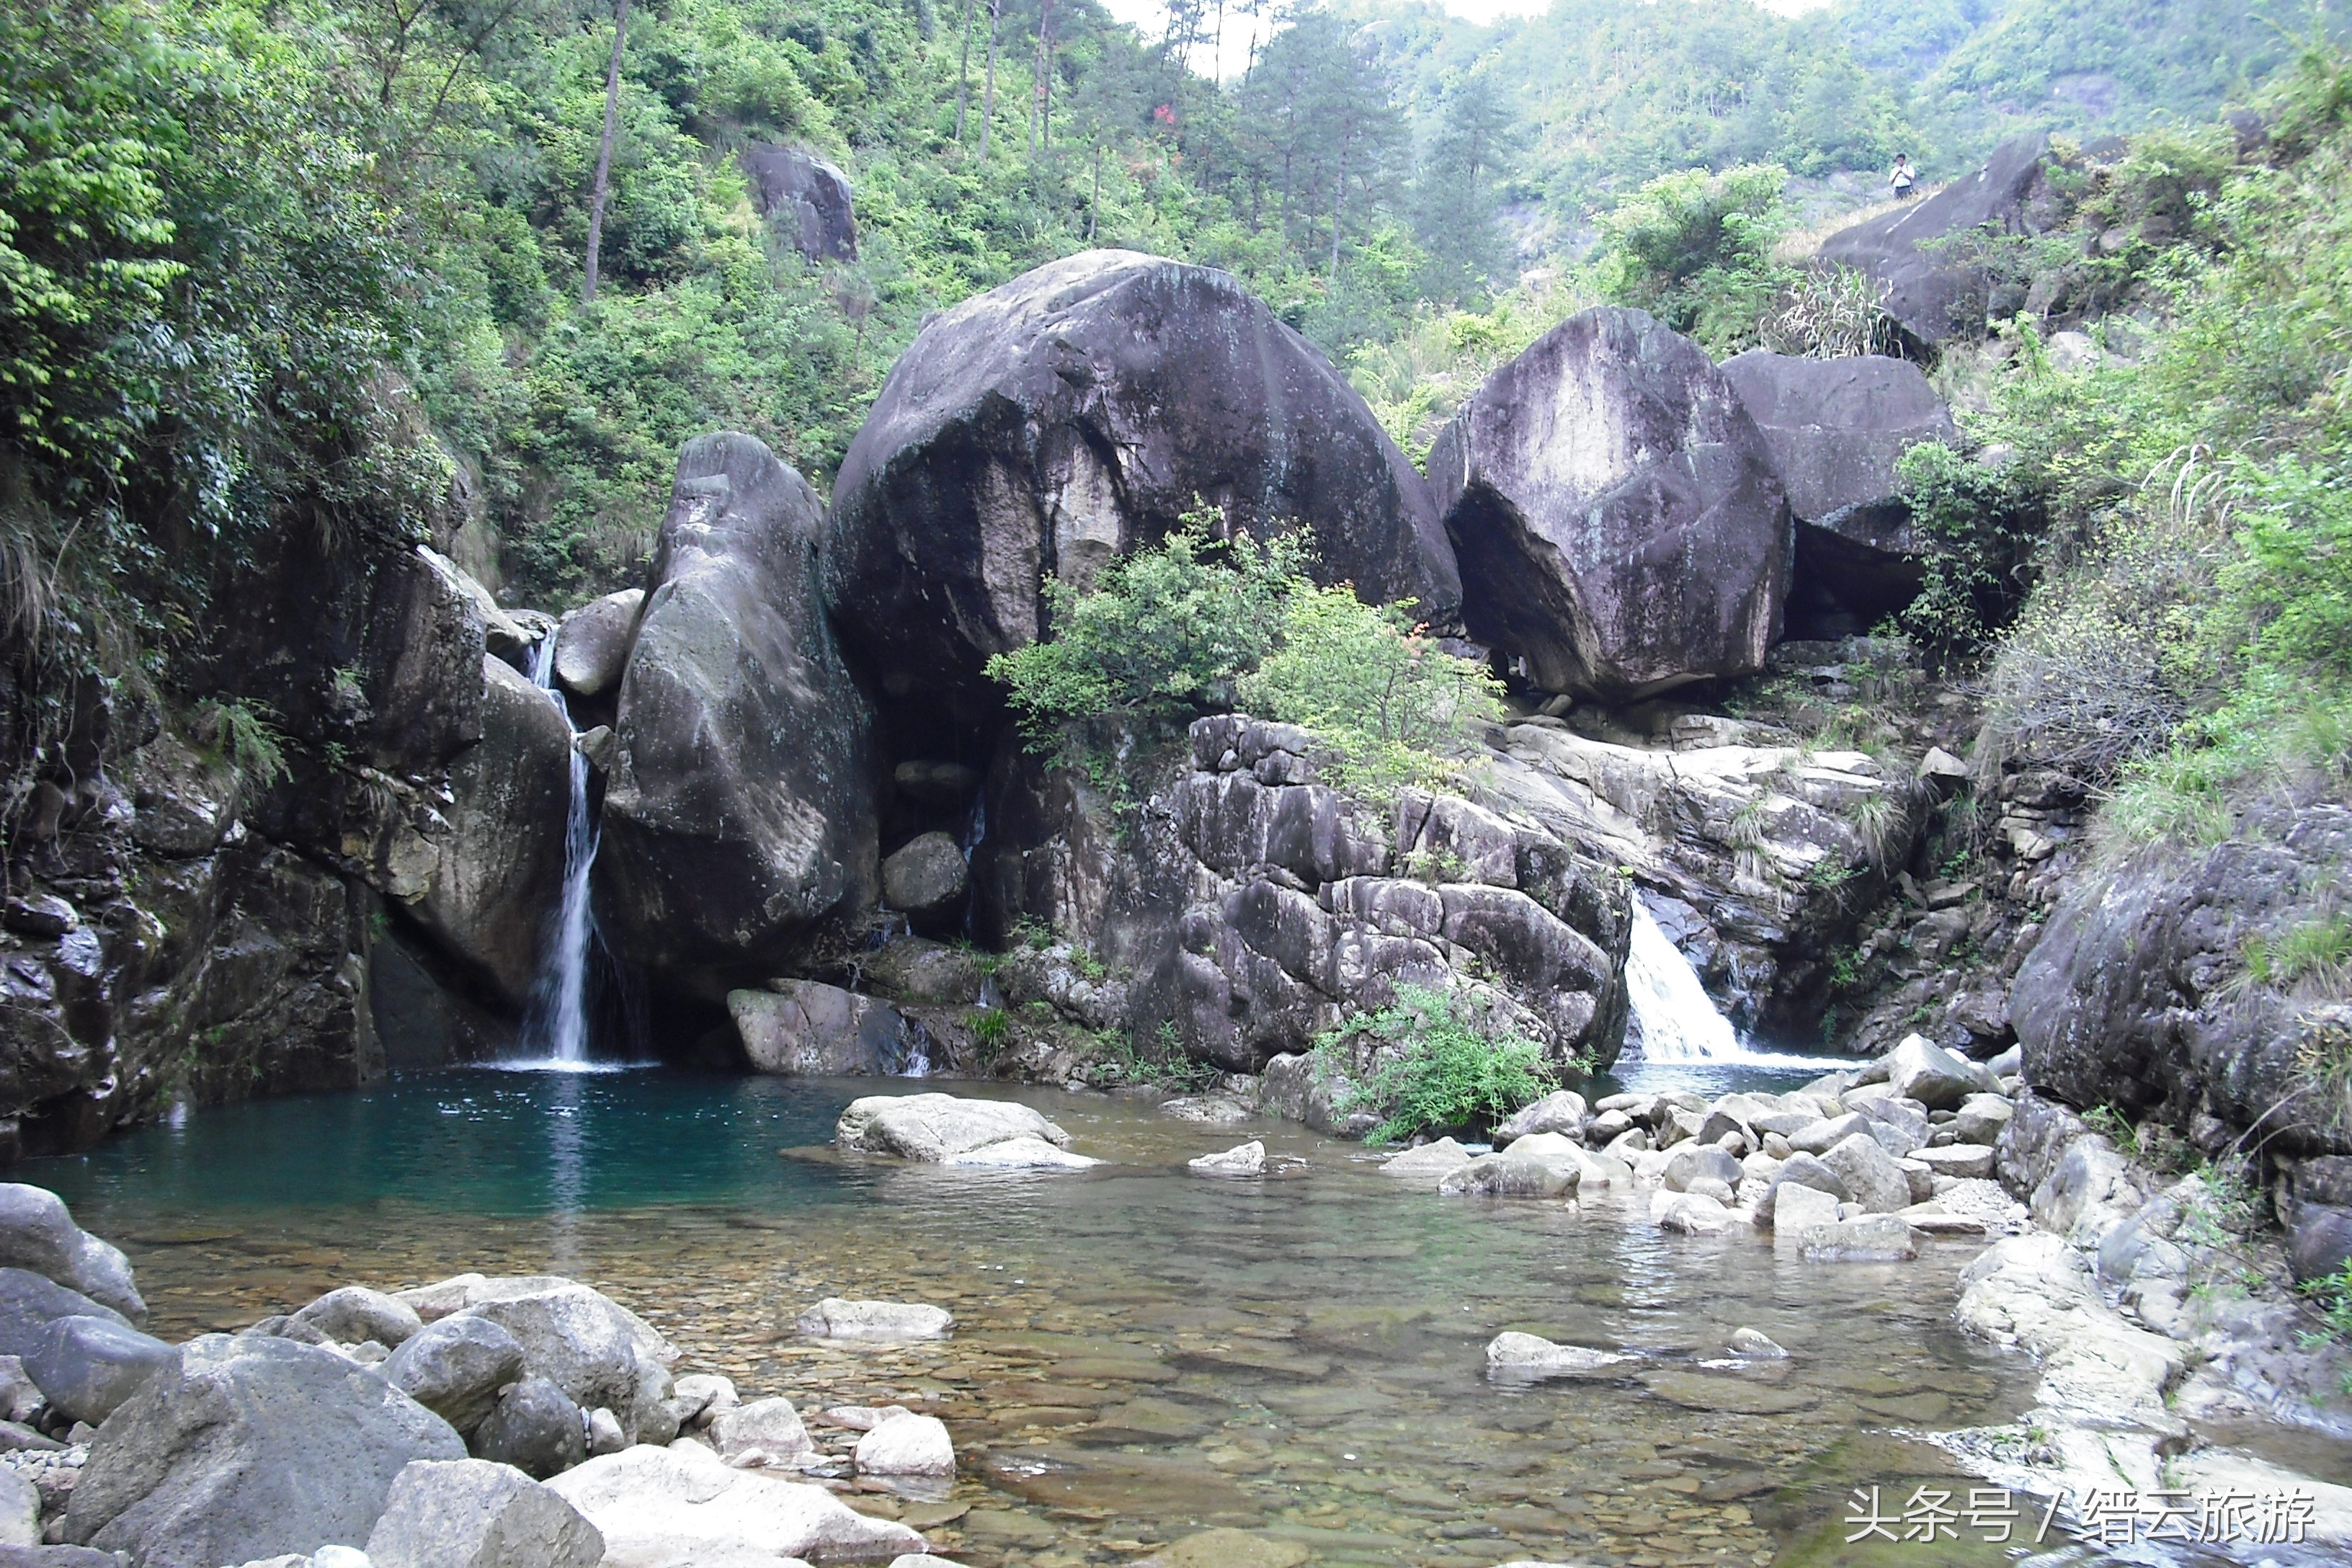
[30,1071,2171,1567]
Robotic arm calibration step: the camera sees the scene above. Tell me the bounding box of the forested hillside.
[1,0,2327,774]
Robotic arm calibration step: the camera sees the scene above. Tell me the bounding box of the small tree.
[1242,587,1502,798]
[1600,164,1791,353]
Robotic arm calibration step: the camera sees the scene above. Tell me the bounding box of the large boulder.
[0,1269,128,1358]
[1427,307,1791,700]
[379,1315,527,1435]
[727,982,919,1076]
[471,1376,584,1482]
[441,1278,677,1447]
[597,433,878,994]
[1716,352,1958,636]
[551,590,643,700]
[61,1335,465,1567]
[365,1458,604,1568]
[543,1446,922,1562]
[835,1092,1095,1167]
[881,832,968,931]
[741,144,857,264]
[1816,134,2057,344]
[0,1188,141,1321]
[23,1315,172,1425]
[829,249,1459,742]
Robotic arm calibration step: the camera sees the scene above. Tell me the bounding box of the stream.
[22,1067,2164,1568]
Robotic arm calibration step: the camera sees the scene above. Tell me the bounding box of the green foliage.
[984,517,1309,750]
[971,1007,1010,1056]
[1598,164,1793,354]
[193,697,286,788]
[2299,1259,2352,1341]
[1312,984,1557,1144]
[1081,1021,1218,1092]
[1241,585,1503,801]
[1893,440,2044,656]
[2246,914,2352,994]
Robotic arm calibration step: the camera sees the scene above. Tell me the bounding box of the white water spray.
[518,638,600,1069]
[1624,899,1746,1062]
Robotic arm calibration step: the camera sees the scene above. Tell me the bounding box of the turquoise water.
[21,1070,2175,1568]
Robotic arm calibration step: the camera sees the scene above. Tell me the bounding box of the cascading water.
[1623,898,1746,1062]
[519,638,600,1069]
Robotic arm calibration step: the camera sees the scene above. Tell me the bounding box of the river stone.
[411,655,573,1006]
[1643,1371,1817,1415]
[1650,1188,1735,1234]
[945,1136,1101,1170]
[1770,1182,1843,1255]
[1377,1139,1474,1185]
[1484,1333,1636,1378]
[553,589,643,700]
[444,1278,676,1446]
[395,1275,486,1324]
[0,1188,142,1322]
[0,1467,34,1546]
[1797,1215,1919,1262]
[1730,1327,1789,1359]
[828,249,1459,747]
[1819,1133,1912,1215]
[365,1457,603,1568]
[1502,1132,1626,1189]
[1913,1144,1997,1180]
[1954,1093,2014,1146]
[1438,1154,1575,1199]
[730,983,913,1077]
[855,1412,953,1476]
[380,1315,527,1435]
[1758,1154,1850,1219]
[672,1375,739,1427]
[0,1270,128,1360]
[1187,1141,1265,1177]
[1494,1090,1587,1142]
[1662,1145,1742,1193]
[1886,1033,1993,1110]
[544,1445,922,1563]
[880,834,968,932]
[1786,1113,1868,1155]
[836,1094,1074,1163]
[1716,351,1957,635]
[1428,306,1790,700]
[1816,133,2056,344]
[598,432,878,991]
[23,1316,171,1426]
[473,1377,586,1482]
[709,1397,814,1466]
[292,1287,424,1351]
[1135,1530,1309,1568]
[61,1335,463,1567]
[794,1298,953,1342]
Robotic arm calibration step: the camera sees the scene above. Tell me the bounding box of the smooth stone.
[672,1374,740,1427]
[1377,1139,1474,1185]
[1954,1092,2015,1146]
[1495,1091,1587,1142]
[1796,1215,1920,1262]
[586,1408,626,1457]
[543,1446,922,1562]
[1729,1327,1788,1358]
[24,1316,172,1427]
[1786,1113,1868,1155]
[835,1094,1074,1163]
[1772,1184,1843,1255]
[793,1300,952,1342]
[0,1271,128,1360]
[1662,1144,1742,1193]
[1159,1095,1254,1125]
[1886,1033,1996,1110]
[445,1278,678,1446]
[1913,1144,1997,1180]
[0,1187,143,1321]
[473,1377,586,1482]
[1438,1154,1574,1199]
[380,1316,526,1435]
[1819,1133,1912,1215]
[1650,1189,1735,1234]
[941,1135,1101,1169]
[1484,1332,1636,1379]
[393,1275,485,1323]
[710,1398,814,1466]
[292,1288,424,1352]
[365,1456,605,1568]
[855,1412,953,1476]
[1081,1397,1216,1445]
[1188,1141,1265,1177]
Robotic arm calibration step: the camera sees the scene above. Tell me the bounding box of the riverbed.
[31,1069,2132,1568]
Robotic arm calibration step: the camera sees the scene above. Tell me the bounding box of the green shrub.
[1599,164,1794,355]
[984,517,1308,751]
[1241,586,1503,801]
[193,698,288,788]
[1893,440,2045,656]
[1312,984,1558,1144]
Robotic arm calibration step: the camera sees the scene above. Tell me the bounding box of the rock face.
[1427,307,1791,700]
[62,1335,465,1567]
[741,144,858,264]
[829,249,1458,743]
[597,433,879,994]
[551,589,643,700]
[406,659,571,1009]
[1816,134,2058,344]
[1716,352,1958,636]
[2011,801,2352,1158]
[881,832,969,932]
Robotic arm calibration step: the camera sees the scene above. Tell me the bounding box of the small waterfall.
[520,638,599,1069]
[1624,898,1746,1062]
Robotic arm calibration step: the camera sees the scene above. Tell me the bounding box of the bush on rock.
[1311,984,1560,1144]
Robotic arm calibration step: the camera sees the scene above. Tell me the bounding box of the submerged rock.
[829,249,1458,743]
[597,432,878,994]
[1484,1332,1636,1378]
[1439,1154,1576,1199]
[1186,1141,1266,1177]
[1376,1139,1474,1185]
[793,1299,954,1342]
[62,1335,464,1567]
[1428,306,1790,700]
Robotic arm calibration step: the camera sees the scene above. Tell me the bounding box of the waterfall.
[1624,898,1746,1062]
[520,638,599,1069]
